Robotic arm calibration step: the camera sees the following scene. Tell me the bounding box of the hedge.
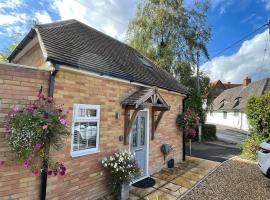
[201,124,216,141]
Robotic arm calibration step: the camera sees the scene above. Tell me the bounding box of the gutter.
[40,63,59,200]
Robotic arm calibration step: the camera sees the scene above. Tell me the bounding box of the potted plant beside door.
[102,151,141,200]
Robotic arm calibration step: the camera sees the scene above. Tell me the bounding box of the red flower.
[35,143,42,150]
[33,169,40,176]
[47,170,53,176]
[0,160,5,167]
[47,97,53,103]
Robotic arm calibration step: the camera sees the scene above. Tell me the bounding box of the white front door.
[130,111,148,178]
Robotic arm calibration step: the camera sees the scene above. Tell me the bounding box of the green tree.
[126,0,212,120]
[0,33,22,62]
[126,0,211,78]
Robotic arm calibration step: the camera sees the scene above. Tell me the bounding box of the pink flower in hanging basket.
[13,105,20,113]
[0,160,5,167]
[47,96,53,103]
[59,118,67,126]
[47,170,53,176]
[33,169,40,176]
[22,160,29,168]
[35,143,42,150]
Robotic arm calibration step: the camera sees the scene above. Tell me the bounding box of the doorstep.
[129,156,220,200]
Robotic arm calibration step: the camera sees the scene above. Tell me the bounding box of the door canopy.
[121,87,170,144]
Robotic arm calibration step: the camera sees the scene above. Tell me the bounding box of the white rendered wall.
[206,112,249,131]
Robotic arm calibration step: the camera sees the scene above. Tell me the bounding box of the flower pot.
[118,182,130,200]
[167,159,175,168]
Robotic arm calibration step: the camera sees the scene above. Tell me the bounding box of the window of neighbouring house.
[223,111,227,119]
[71,104,100,157]
[210,111,213,116]
[234,111,239,116]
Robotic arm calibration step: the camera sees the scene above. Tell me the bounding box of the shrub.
[245,91,270,138]
[202,124,216,141]
[241,132,265,160]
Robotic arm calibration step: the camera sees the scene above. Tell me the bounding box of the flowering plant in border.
[176,107,199,139]
[5,93,69,176]
[101,150,141,192]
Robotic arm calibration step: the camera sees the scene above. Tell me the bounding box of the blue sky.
[0,0,269,83]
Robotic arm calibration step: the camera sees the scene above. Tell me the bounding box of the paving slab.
[130,156,220,199]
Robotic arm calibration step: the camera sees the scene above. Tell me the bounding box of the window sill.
[70,149,100,158]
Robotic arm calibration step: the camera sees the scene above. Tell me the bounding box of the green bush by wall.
[202,124,216,141]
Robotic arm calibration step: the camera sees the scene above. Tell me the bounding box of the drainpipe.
[182,95,189,162]
[40,63,59,200]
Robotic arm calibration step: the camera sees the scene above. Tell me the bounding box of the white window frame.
[71,104,100,157]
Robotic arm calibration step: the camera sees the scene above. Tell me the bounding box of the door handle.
[135,148,143,151]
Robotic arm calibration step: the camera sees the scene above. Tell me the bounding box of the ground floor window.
[234,111,239,116]
[223,111,227,119]
[71,104,100,157]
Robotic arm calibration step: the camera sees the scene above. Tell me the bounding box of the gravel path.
[182,157,270,200]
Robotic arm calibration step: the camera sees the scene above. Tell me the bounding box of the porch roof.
[121,87,170,111]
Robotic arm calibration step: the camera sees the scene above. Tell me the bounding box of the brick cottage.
[0,20,187,199]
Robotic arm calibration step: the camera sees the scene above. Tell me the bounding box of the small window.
[234,111,239,116]
[71,104,100,157]
[210,112,213,116]
[223,111,227,119]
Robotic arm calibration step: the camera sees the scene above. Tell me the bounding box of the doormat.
[132,177,156,188]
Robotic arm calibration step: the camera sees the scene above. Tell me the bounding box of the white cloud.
[0,13,27,25]
[201,30,270,83]
[35,11,52,24]
[211,0,234,14]
[0,0,24,9]
[261,0,270,10]
[52,0,138,40]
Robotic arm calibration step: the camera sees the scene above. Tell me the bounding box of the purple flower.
[0,160,5,167]
[22,160,29,168]
[13,105,20,113]
[43,112,49,118]
[59,118,67,126]
[35,143,42,150]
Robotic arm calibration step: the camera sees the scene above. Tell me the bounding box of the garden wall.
[0,63,50,200]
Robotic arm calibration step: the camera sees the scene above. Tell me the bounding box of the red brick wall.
[0,63,49,200]
[0,64,183,200]
[46,68,183,199]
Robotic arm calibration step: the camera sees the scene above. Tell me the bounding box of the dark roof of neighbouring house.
[8,19,187,95]
[213,78,270,111]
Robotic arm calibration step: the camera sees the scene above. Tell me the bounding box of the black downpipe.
[182,95,189,162]
[40,64,59,200]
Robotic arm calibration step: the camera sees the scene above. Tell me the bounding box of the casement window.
[234,111,239,117]
[71,104,100,157]
[223,111,227,119]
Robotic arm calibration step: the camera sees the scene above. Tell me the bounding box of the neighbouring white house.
[207,77,270,131]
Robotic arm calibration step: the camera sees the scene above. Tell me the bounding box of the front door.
[130,111,148,178]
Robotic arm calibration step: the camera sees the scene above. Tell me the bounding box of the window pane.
[78,107,97,118]
[73,122,97,151]
[140,116,145,145]
[132,119,138,147]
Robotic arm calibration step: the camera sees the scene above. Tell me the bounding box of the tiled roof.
[213,78,270,111]
[10,19,187,94]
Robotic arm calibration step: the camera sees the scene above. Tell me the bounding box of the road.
[185,125,247,162]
